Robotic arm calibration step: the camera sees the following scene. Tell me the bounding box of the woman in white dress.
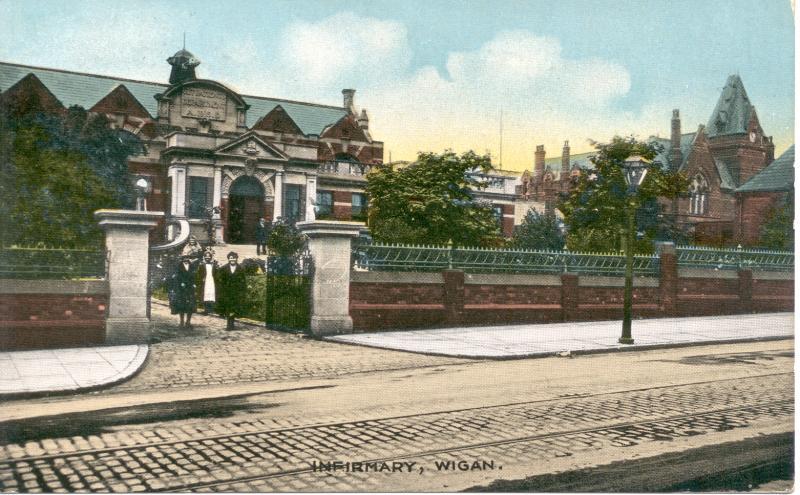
[195,249,218,314]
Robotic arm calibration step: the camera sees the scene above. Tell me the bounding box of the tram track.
[0,372,793,492]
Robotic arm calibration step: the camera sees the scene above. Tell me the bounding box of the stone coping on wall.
[578,275,660,287]
[751,270,794,280]
[351,271,444,284]
[464,273,562,286]
[678,268,739,279]
[0,279,109,295]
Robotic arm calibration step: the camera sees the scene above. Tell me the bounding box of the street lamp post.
[619,156,650,345]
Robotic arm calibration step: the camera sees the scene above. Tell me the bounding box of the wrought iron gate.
[265,250,312,332]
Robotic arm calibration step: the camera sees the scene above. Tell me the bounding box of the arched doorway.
[227,176,264,243]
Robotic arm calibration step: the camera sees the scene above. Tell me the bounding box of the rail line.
[0,372,793,492]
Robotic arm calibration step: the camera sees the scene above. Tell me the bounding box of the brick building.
[517,75,788,247]
[0,50,383,243]
[735,145,794,246]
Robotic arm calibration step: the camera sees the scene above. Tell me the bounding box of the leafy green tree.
[559,136,688,254]
[0,106,142,248]
[510,210,565,251]
[366,150,501,246]
[759,193,793,250]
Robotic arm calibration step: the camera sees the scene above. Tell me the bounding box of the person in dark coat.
[255,218,269,255]
[195,249,218,315]
[216,251,248,330]
[169,254,197,328]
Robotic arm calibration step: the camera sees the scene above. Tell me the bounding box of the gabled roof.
[650,132,696,170]
[706,74,755,137]
[736,145,795,193]
[0,61,348,135]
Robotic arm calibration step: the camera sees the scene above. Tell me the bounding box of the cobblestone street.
[0,333,793,492]
[112,303,468,392]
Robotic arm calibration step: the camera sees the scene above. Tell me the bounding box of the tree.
[0,105,142,247]
[559,136,688,254]
[760,193,794,250]
[510,210,565,251]
[366,150,502,246]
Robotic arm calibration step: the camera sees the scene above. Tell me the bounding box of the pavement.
[0,311,792,398]
[327,312,794,358]
[0,345,148,397]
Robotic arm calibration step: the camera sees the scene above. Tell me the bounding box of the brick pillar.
[738,269,753,314]
[296,220,364,336]
[561,273,578,321]
[657,242,678,316]
[95,209,163,344]
[442,270,465,325]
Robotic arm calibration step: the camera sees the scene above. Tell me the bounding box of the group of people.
[168,237,248,330]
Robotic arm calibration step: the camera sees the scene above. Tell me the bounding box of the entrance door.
[227,176,264,243]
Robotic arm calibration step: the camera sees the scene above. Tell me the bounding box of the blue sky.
[0,0,794,170]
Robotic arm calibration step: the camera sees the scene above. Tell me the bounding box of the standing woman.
[169,254,197,328]
[196,249,218,315]
[255,218,269,256]
[216,251,248,330]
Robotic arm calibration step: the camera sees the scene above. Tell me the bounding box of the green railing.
[353,243,659,276]
[0,247,106,279]
[676,245,794,271]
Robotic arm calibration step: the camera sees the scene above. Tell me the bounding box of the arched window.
[688,175,709,215]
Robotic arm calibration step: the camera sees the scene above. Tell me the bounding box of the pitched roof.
[650,132,696,170]
[736,145,795,193]
[706,74,755,137]
[713,159,736,190]
[0,61,347,135]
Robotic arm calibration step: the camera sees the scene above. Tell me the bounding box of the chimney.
[561,140,570,176]
[669,109,682,168]
[534,145,546,180]
[358,109,369,130]
[342,89,356,114]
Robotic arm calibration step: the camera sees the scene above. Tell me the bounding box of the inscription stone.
[181,87,227,121]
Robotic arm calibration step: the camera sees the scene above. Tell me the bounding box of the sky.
[0,0,794,171]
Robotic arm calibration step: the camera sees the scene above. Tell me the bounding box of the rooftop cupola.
[167,48,200,85]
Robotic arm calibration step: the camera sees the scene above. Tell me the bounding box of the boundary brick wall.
[349,256,793,332]
[0,280,108,350]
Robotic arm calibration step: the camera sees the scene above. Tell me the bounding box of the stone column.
[273,171,284,221]
[95,209,164,345]
[296,220,364,336]
[305,174,317,222]
[212,167,224,242]
[172,165,187,217]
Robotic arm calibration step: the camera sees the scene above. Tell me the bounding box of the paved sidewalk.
[0,345,148,397]
[327,312,794,358]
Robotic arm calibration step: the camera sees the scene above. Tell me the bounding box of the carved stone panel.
[181,87,227,121]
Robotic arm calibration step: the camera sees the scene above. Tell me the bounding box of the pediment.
[215,132,289,161]
[90,84,151,118]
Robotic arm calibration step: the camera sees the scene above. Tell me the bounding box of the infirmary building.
[0,49,385,243]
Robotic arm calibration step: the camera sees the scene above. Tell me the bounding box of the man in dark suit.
[255,218,269,256]
[216,251,248,330]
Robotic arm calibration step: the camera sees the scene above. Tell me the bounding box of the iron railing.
[0,247,106,279]
[676,245,794,271]
[353,243,659,276]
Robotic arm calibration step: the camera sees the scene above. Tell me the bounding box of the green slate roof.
[736,145,795,193]
[650,132,696,170]
[706,74,754,137]
[542,151,595,179]
[713,159,736,190]
[0,61,347,135]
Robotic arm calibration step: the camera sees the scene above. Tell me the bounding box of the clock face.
[749,131,757,142]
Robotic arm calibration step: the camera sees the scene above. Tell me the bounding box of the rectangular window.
[188,176,211,218]
[316,190,334,218]
[492,205,503,226]
[352,193,368,220]
[283,184,305,223]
